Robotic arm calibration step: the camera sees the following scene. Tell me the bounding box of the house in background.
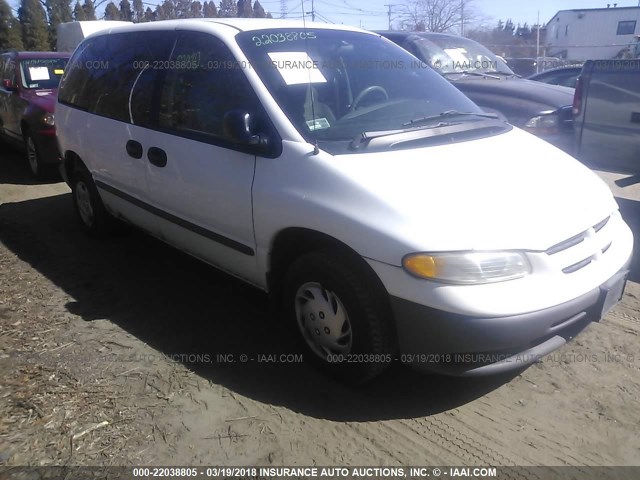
[546,5,640,60]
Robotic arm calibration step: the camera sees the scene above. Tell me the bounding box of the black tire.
[283,249,396,383]
[71,166,115,236]
[24,132,44,178]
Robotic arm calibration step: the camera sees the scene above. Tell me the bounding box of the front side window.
[617,21,636,35]
[3,58,17,85]
[156,32,263,142]
[19,58,68,89]
[236,29,495,151]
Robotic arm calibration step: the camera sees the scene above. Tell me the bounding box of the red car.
[0,51,70,177]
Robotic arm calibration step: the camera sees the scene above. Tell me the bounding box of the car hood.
[21,89,57,113]
[452,76,574,110]
[324,127,617,260]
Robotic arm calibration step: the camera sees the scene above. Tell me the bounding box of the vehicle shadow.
[0,192,519,422]
[0,144,61,185]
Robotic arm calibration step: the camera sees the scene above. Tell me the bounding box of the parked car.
[57,20,633,383]
[573,59,640,173]
[0,51,70,177]
[528,66,582,88]
[505,57,562,77]
[377,32,575,152]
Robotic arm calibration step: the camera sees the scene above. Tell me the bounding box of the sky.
[7,0,640,32]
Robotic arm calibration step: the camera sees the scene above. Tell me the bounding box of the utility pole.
[536,10,540,73]
[384,4,396,30]
[460,0,465,36]
[311,0,315,21]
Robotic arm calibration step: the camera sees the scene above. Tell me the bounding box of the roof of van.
[86,18,369,37]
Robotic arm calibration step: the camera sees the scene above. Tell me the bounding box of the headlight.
[523,113,559,135]
[402,251,531,284]
[42,113,55,126]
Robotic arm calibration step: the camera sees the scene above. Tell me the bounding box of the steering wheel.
[351,85,389,111]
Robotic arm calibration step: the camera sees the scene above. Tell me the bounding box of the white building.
[546,6,640,60]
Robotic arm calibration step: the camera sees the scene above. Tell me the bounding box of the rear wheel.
[283,250,396,383]
[71,166,116,236]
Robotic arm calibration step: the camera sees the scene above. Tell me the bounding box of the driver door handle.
[147,147,167,168]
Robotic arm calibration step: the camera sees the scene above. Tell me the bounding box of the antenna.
[301,0,320,155]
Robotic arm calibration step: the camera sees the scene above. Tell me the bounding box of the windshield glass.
[411,35,514,75]
[19,57,68,90]
[236,29,485,145]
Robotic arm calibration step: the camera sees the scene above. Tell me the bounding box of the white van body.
[56,19,633,381]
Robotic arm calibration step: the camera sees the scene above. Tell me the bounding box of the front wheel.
[283,250,396,383]
[24,133,43,177]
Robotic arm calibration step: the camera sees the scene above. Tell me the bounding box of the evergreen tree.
[189,1,202,18]
[119,0,132,21]
[143,6,154,21]
[73,1,86,20]
[1,0,24,50]
[82,0,96,20]
[46,0,73,49]
[202,1,217,17]
[154,4,166,19]
[104,1,120,19]
[18,0,50,51]
[217,0,235,17]
[252,0,265,18]
[9,17,25,49]
[237,0,251,17]
[132,0,143,21]
[503,19,515,35]
[174,0,192,18]
[158,0,175,19]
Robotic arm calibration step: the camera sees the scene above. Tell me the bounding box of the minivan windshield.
[236,29,492,146]
[19,57,68,90]
[411,35,514,76]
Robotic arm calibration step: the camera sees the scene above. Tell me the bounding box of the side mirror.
[223,110,268,149]
[2,79,17,92]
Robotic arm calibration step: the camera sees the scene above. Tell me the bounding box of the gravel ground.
[1,146,639,471]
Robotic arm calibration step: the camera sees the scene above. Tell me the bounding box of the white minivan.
[56,19,633,383]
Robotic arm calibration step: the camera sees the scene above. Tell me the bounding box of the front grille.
[546,215,613,274]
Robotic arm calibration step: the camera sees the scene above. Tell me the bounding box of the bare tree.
[399,0,475,34]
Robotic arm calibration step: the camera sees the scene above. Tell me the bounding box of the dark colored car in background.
[573,59,640,173]
[377,31,575,152]
[0,51,70,177]
[528,66,583,88]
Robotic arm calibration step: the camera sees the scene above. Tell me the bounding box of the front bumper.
[391,261,630,376]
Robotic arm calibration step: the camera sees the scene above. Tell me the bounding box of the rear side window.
[59,31,175,122]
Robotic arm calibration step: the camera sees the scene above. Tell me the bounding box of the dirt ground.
[1,146,640,469]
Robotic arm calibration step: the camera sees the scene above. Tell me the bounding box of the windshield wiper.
[403,110,499,127]
[485,70,521,78]
[442,70,500,79]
